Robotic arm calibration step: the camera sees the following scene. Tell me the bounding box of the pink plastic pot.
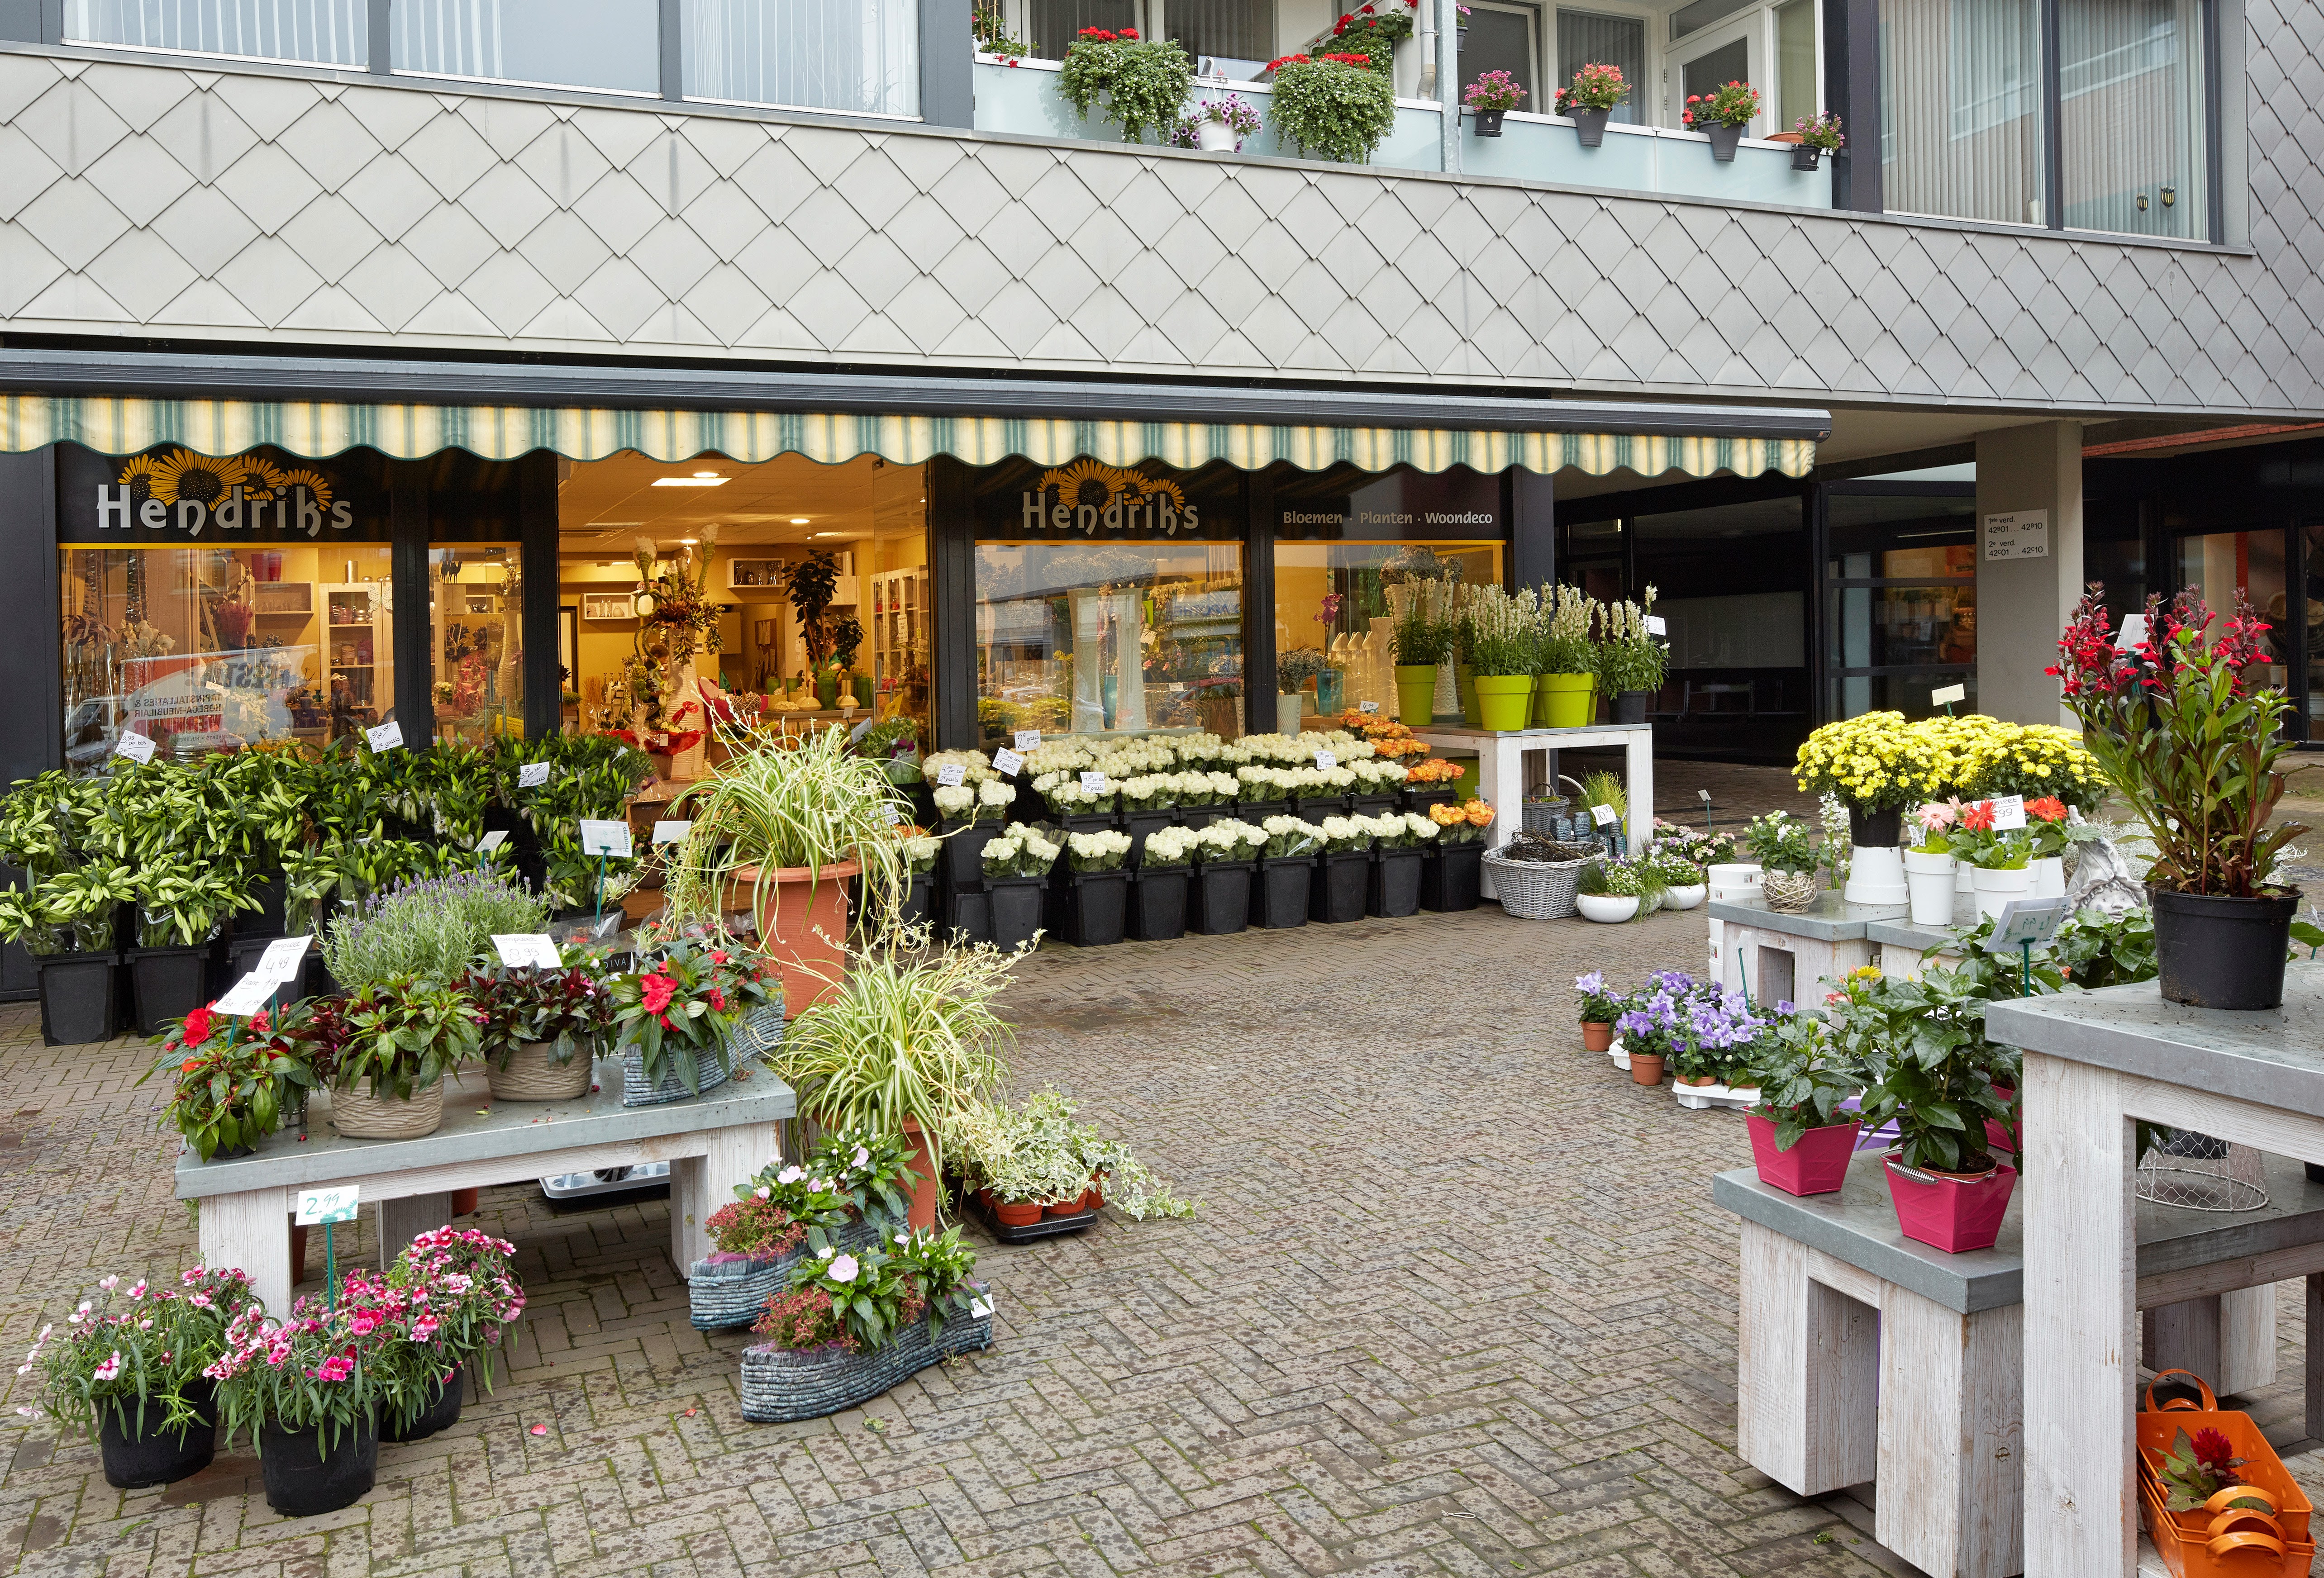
[1883,1155,2018,1253]
[1986,1084,2018,1156]
[1747,1114,1862,1197]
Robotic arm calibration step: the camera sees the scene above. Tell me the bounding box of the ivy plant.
[1058,32,1193,143]
[1268,56,1396,163]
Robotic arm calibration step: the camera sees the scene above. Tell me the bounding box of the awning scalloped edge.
[0,396,1816,480]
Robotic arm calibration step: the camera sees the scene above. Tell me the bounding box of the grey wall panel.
[0,8,2320,420]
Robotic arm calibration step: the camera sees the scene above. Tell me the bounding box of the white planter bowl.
[1903,847,1957,928]
[1842,842,1909,907]
[1972,864,2032,922]
[1195,119,1238,151]
[1576,893,1640,923]
[1662,883,1707,911]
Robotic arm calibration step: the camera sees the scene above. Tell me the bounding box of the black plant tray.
[963,1188,1100,1244]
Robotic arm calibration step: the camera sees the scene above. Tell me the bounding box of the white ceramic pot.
[1956,859,1975,894]
[2029,855,2066,899]
[1576,893,1640,923]
[1195,119,1238,151]
[1972,864,2031,922]
[1706,863,1762,903]
[1662,883,1707,911]
[1843,842,1909,907]
[1903,848,1957,928]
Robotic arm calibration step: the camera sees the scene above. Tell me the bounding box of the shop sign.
[59,446,383,543]
[1275,469,1502,540]
[1018,461,1204,537]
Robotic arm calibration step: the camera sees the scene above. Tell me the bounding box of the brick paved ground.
[3,898,2318,1577]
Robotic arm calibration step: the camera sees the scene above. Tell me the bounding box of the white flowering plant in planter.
[1318,815,1376,853]
[981,825,1061,879]
[1350,758,1408,789]
[921,750,997,785]
[1024,741,1093,776]
[1366,812,1431,849]
[1195,820,1268,861]
[1119,775,1179,811]
[1261,816,1327,858]
[1067,830,1133,872]
[1141,826,1200,867]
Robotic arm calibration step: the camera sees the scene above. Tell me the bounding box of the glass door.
[1666,14,1757,132]
[2174,525,2304,740]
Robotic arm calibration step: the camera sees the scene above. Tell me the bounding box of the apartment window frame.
[1876,0,2221,241]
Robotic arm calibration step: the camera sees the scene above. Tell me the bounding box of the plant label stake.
[1992,898,2067,995]
[295,1185,361,1309]
[113,729,156,764]
[1644,614,1667,636]
[476,827,508,873]
[1358,700,1379,713]
[1314,750,1337,771]
[518,762,552,789]
[1930,682,1966,717]
[1080,771,1110,795]
[1988,794,2026,831]
[579,820,632,922]
[652,820,691,845]
[1013,729,1042,751]
[365,721,404,752]
[934,764,965,788]
[1698,787,1713,832]
[254,936,310,1020]
[2116,613,2149,650]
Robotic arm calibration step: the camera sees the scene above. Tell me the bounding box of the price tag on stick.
[1644,615,1667,636]
[517,762,551,789]
[579,819,633,858]
[1930,683,1967,707]
[1080,771,1110,795]
[254,936,310,985]
[366,721,404,752]
[1358,701,1380,714]
[2116,614,2149,650]
[1993,898,2068,948]
[295,1186,361,1226]
[477,830,509,853]
[934,764,966,789]
[651,820,692,846]
[114,730,156,764]
[1314,750,1338,771]
[1014,730,1042,751]
[1591,803,1618,827]
[848,717,873,743]
[213,972,279,1018]
[992,747,1024,777]
[491,933,565,970]
[1989,794,2027,831]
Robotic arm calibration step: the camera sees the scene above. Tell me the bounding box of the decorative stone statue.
[2065,836,2146,916]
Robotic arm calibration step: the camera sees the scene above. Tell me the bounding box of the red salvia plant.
[2049,585,2305,897]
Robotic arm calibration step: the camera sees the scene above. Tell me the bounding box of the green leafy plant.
[1267,54,1396,163]
[943,1088,1197,1219]
[1833,966,2016,1174]
[1463,584,1541,677]
[1058,28,1192,143]
[1744,1012,1867,1150]
[1390,578,1455,666]
[1743,811,1819,875]
[334,977,481,1101]
[463,956,607,1069]
[134,862,256,948]
[0,890,66,955]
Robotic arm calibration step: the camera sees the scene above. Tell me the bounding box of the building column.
[1974,421,2083,726]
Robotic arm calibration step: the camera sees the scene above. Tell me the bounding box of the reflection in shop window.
[975,540,1243,747]
[62,544,396,770]
[432,545,524,746]
[1273,541,1501,728]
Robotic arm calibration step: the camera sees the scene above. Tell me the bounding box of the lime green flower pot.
[1472,673,1534,732]
[1537,672,1596,729]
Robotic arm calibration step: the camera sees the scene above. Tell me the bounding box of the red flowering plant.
[1944,800,2033,870]
[605,934,773,1094]
[1683,79,1760,128]
[20,1267,257,1442]
[2050,585,2307,897]
[2153,1425,2272,1514]
[1326,4,1414,77]
[2023,795,2075,859]
[138,1004,313,1161]
[1555,61,1630,114]
[205,1289,390,1453]
[380,1226,526,1403]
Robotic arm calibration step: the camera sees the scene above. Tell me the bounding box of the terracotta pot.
[1043,1196,1084,1218]
[993,1199,1042,1227]
[900,1117,939,1232]
[1629,1053,1665,1086]
[730,860,860,1012]
[451,1188,479,1216]
[1581,1021,1613,1053]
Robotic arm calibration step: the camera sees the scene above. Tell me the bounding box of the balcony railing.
[972,58,1834,209]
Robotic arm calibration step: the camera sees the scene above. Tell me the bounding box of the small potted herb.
[1743,1011,1865,1196]
[1553,61,1628,146]
[23,1268,256,1489]
[1681,78,1760,161]
[1742,811,1821,911]
[1572,970,1623,1052]
[1790,110,1843,170]
[143,1003,312,1160]
[1463,68,1524,137]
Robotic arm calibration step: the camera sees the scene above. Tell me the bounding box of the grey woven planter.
[620,1042,732,1107]
[688,1217,884,1331]
[738,1302,995,1423]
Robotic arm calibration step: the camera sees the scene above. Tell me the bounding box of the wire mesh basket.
[2137,1130,2269,1212]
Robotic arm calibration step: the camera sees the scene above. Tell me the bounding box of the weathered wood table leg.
[1477,734,1511,900]
[2021,1051,2138,1578]
[199,1185,291,1316]
[1736,1222,1876,1495]
[378,1193,454,1268]
[668,1121,781,1279]
[2145,1285,2277,1397]
[1876,1285,2024,1578]
[1624,726,1653,856]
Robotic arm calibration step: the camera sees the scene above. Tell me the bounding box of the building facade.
[1,0,2321,786]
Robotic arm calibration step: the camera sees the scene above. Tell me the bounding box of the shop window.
[66,0,368,65]
[684,0,921,116]
[1272,541,1500,725]
[393,0,660,93]
[62,542,396,769]
[1825,487,1976,721]
[430,545,524,746]
[975,540,1243,747]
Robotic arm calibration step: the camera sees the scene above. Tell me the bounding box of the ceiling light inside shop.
[790,517,810,524]
[653,474,728,487]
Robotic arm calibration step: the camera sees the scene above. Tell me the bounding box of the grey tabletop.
[173,1059,795,1198]
[1713,1150,2324,1313]
[1864,891,1982,950]
[1708,890,1905,941]
[1986,961,2324,1115]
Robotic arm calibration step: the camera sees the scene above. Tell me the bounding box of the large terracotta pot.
[902,1117,940,1231]
[730,860,859,1012]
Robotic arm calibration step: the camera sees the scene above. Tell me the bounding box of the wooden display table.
[1991,962,2324,1578]
[174,1062,793,1316]
[1717,1150,2324,1578]
[1412,722,1652,898]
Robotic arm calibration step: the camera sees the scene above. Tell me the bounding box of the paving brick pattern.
[1,902,2316,1577]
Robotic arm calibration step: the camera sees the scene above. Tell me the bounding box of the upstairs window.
[65,0,368,66]
[391,0,660,94]
[684,0,921,116]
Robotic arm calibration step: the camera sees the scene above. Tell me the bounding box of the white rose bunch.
[976,779,1016,819]
[1194,819,1267,859]
[933,784,973,818]
[923,750,995,785]
[1261,815,1326,858]
[1142,826,1199,866]
[1067,829,1133,871]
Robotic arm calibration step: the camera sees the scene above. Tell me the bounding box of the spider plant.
[773,927,1016,1180]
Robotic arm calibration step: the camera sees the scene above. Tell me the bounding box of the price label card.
[579,818,633,858]
[1930,683,1967,706]
[213,972,279,1018]
[477,829,509,853]
[1989,793,2027,831]
[1358,700,1380,714]
[366,721,404,752]
[651,820,692,845]
[1644,615,1667,636]
[992,747,1024,777]
[934,764,966,788]
[113,730,156,764]
[255,936,310,984]
[517,762,551,789]
[1014,729,1042,751]
[848,717,873,743]
[491,933,564,970]
[2116,614,2149,650]
[295,1185,361,1226]
[1591,803,1617,827]
[880,801,904,825]
[1079,771,1110,794]
[1993,897,2068,947]
[1697,789,1712,804]
[1314,750,1338,771]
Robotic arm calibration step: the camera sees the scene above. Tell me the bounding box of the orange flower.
[1465,802,1495,828]
[2026,797,2067,822]
[1429,803,1462,826]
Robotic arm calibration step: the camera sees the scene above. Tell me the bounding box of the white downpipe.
[1437,0,1460,172]
[1417,0,1436,98]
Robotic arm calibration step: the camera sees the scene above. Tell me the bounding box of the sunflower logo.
[241,456,287,498]
[133,448,248,508]
[276,467,335,512]
[1038,458,1133,513]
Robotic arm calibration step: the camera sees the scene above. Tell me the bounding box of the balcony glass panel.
[392,0,659,92]
[65,0,367,65]
[1880,0,2045,225]
[1167,0,1272,81]
[683,0,921,115]
[2060,0,2207,238]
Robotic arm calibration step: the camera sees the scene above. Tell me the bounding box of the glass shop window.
[430,544,524,747]
[1272,541,1502,728]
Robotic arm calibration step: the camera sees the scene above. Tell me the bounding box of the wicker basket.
[688,1217,885,1332]
[331,1080,445,1140]
[1520,796,1570,834]
[739,1299,995,1423]
[1761,870,1819,912]
[726,1000,786,1069]
[621,1043,732,1107]
[1481,846,1595,920]
[485,1041,594,1103]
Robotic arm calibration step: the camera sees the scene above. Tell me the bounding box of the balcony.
[971,58,1834,210]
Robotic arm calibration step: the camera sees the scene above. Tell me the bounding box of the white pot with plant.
[1904,803,1960,927]
[1949,805,2034,922]
[1174,93,1261,152]
[1575,857,1652,922]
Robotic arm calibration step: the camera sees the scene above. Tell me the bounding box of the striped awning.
[0,394,1815,480]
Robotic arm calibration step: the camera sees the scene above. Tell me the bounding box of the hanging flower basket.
[739,1302,995,1424]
